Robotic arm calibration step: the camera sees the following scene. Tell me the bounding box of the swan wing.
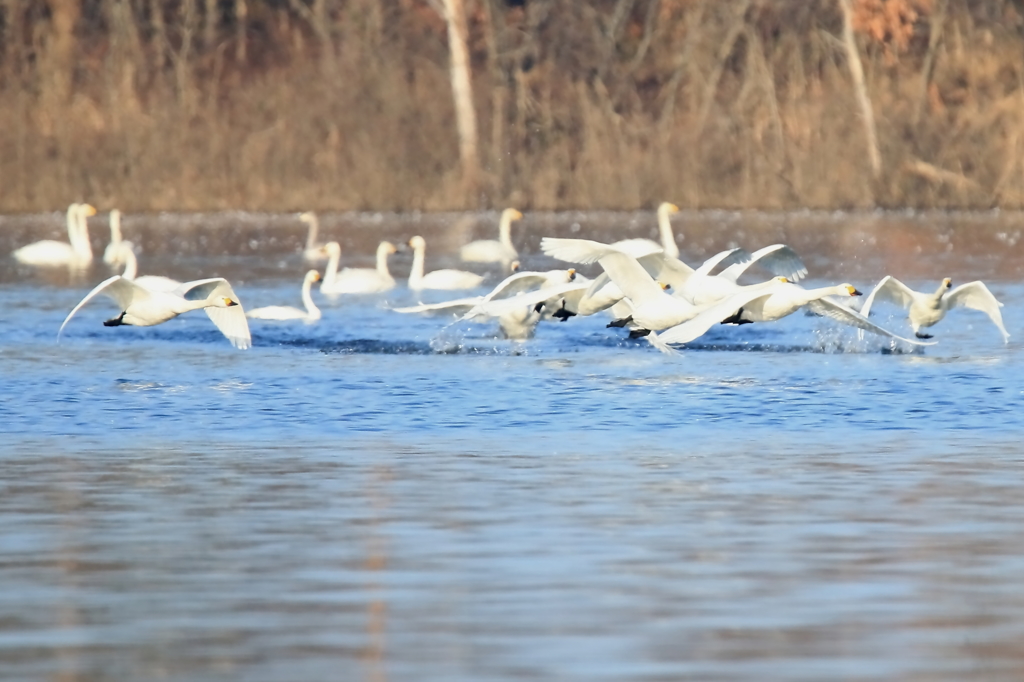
[636,252,695,290]
[391,296,483,316]
[644,331,680,356]
[608,238,666,259]
[807,298,936,346]
[178,278,251,349]
[483,271,566,302]
[695,248,748,276]
[946,281,1010,342]
[860,276,916,318]
[58,276,147,340]
[541,238,664,306]
[463,282,587,320]
[658,283,781,345]
[719,244,808,282]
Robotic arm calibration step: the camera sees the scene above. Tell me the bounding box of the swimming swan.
[13,203,96,268]
[300,212,327,262]
[107,241,182,292]
[860,276,1009,343]
[59,276,251,349]
[460,208,523,265]
[320,241,397,294]
[408,235,485,290]
[657,278,934,347]
[247,270,323,321]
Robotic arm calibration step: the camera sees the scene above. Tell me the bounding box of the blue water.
[3,222,1024,680]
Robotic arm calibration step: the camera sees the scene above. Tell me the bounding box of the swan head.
[503,208,523,222]
[841,284,863,296]
[379,241,398,255]
[775,276,790,283]
[321,242,341,257]
[658,202,680,216]
[658,281,672,291]
[299,211,316,224]
[408,235,426,250]
[306,270,322,283]
[510,260,521,273]
[80,204,98,217]
[942,277,952,289]
[567,268,576,281]
[217,297,239,307]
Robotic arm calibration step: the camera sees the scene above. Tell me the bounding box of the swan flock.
[15,204,1010,351]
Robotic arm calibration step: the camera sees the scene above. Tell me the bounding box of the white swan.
[300,212,326,262]
[460,208,523,265]
[540,237,700,331]
[320,241,397,294]
[677,243,809,306]
[462,280,590,340]
[13,203,96,268]
[106,240,182,292]
[657,278,934,347]
[860,276,1009,343]
[247,270,323,321]
[408,235,485,291]
[59,276,251,349]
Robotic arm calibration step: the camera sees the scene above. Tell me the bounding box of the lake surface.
[2,209,1024,681]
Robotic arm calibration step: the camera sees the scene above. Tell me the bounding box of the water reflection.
[3,211,1024,680]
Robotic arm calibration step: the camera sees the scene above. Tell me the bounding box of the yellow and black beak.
[224,298,239,307]
[567,268,576,280]
[849,286,863,296]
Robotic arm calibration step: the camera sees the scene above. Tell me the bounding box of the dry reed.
[1,0,1023,213]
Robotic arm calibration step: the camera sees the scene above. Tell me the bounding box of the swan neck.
[658,211,679,258]
[499,215,513,249]
[409,242,425,287]
[120,247,138,280]
[376,245,392,277]
[323,247,340,286]
[110,211,122,245]
[76,206,93,260]
[177,297,217,314]
[302,276,320,317]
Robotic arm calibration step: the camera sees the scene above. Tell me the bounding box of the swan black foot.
[720,308,752,325]
[533,302,545,313]
[103,312,126,327]
[915,332,933,339]
[552,307,576,321]
[607,315,633,328]
[628,328,651,338]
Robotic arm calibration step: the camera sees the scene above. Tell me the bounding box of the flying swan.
[657,277,935,347]
[859,276,1009,343]
[59,276,252,349]
[247,270,323,321]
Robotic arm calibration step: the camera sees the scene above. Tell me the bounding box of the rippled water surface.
[3,210,1024,681]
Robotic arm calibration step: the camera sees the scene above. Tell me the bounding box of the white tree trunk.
[442,0,480,198]
[838,0,882,180]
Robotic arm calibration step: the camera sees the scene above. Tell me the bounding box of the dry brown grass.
[1,0,1023,212]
